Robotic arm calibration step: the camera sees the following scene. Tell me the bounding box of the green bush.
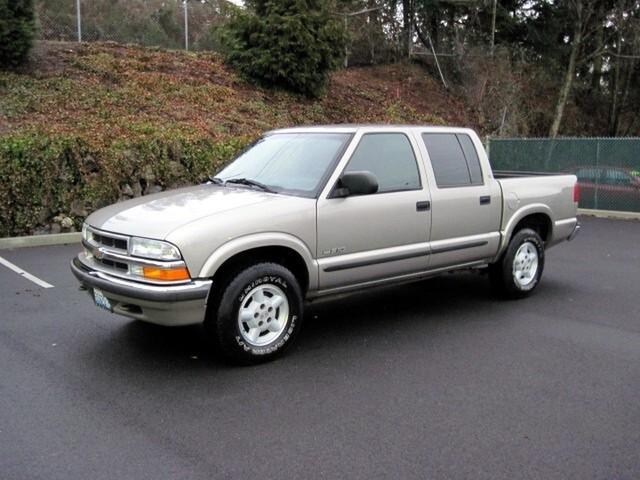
[0,132,250,237]
[0,0,35,69]
[219,0,345,97]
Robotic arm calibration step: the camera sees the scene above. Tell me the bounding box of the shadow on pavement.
[90,271,502,368]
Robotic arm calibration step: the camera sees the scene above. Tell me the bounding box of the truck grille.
[95,257,129,273]
[90,230,128,252]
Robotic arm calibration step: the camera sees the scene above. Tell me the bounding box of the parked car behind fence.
[573,166,640,211]
[488,137,640,213]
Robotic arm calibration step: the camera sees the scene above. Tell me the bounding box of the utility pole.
[76,0,82,42]
[407,7,412,58]
[344,15,348,68]
[184,0,189,51]
[490,0,497,55]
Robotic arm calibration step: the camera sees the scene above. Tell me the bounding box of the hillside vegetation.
[0,41,472,237]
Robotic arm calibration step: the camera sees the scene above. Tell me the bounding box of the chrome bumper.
[70,257,212,326]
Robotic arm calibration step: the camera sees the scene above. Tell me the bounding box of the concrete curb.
[0,232,81,250]
[578,208,640,221]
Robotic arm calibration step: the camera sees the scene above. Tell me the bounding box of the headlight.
[129,237,182,261]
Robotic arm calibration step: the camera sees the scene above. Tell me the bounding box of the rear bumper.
[70,257,211,326]
[547,217,579,248]
[567,223,580,241]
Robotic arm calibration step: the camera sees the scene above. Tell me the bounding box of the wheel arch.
[496,205,553,259]
[198,233,317,294]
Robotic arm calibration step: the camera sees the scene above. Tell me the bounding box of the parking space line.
[0,255,54,289]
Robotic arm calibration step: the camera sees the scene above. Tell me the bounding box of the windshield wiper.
[207,176,225,185]
[225,178,276,193]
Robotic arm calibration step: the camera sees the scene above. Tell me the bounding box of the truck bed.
[495,173,578,246]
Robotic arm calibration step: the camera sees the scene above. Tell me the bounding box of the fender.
[494,203,554,261]
[197,232,319,291]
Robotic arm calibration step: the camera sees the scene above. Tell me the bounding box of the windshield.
[215,133,352,197]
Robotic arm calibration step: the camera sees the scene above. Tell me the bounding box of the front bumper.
[70,257,212,326]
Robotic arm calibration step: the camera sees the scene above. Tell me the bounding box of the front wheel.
[205,262,304,364]
[489,228,545,299]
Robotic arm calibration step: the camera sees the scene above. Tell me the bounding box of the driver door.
[316,132,431,291]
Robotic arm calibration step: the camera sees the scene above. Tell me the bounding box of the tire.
[489,228,545,299]
[205,262,304,364]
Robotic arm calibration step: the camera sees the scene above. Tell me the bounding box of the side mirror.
[332,171,379,198]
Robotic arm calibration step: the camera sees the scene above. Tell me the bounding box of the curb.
[577,208,640,221]
[0,232,82,250]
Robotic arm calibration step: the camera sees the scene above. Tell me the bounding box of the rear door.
[316,130,431,291]
[417,130,501,269]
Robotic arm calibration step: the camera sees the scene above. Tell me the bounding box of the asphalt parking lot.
[1,215,639,480]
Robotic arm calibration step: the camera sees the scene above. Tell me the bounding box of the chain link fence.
[35,1,399,64]
[35,0,232,51]
[488,138,640,213]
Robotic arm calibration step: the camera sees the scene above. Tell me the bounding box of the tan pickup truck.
[71,125,579,363]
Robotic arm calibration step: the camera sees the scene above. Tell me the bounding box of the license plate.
[93,288,112,312]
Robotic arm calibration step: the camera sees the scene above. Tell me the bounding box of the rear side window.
[422,133,484,187]
[345,133,421,193]
[457,134,483,184]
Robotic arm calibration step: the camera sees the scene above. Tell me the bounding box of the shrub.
[0,0,36,69]
[0,131,250,237]
[219,0,345,97]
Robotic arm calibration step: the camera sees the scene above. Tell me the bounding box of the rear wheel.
[490,228,545,299]
[205,262,303,364]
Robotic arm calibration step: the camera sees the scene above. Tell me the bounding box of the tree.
[548,1,591,138]
[606,0,640,135]
[219,0,345,97]
[0,0,35,69]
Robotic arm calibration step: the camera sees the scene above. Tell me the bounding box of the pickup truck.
[71,125,580,363]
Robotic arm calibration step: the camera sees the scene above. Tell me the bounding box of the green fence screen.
[488,138,640,213]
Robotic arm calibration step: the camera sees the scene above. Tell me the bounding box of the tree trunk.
[608,34,623,136]
[430,10,439,50]
[368,0,379,64]
[402,0,412,57]
[591,3,604,92]
[549,10,583,138]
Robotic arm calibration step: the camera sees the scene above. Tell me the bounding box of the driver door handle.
[416,201,431,211]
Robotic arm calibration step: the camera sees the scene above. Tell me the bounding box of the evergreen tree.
[219,0,345,97]
[0,0,35,69]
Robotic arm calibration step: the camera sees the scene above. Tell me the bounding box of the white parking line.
[0,255,54,289]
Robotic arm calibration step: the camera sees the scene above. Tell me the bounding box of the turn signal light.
[142,266,190,281]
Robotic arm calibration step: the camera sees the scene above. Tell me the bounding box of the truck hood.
[86,184,290,239]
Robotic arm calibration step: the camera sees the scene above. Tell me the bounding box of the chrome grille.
[95,257,129,273]
[88,229,129,253]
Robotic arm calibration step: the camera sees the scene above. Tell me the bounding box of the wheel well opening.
[210,246,310,295]
[512,213,552,243]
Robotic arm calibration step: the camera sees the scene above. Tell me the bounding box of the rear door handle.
[416,201,431,211]
[479,196,491,205]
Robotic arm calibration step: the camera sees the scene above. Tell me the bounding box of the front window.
[215,133,352,197]
[344,133,421,193]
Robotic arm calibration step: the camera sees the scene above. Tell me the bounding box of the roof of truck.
[266,124,475,135]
